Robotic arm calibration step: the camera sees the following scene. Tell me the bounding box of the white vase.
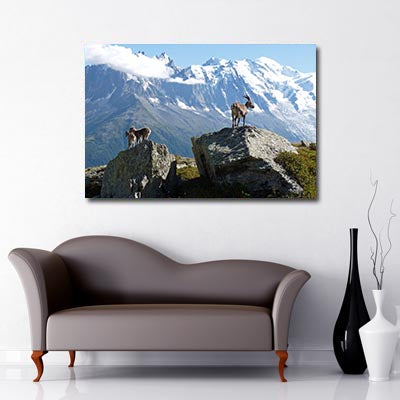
[391,305,400,374]
[359,289,398,381]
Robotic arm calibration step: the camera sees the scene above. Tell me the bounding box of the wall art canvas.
[85,44,317,199]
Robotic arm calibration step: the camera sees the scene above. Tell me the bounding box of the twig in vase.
[378,200,396,289]
[367,176,396,290]
[367,177,380,289]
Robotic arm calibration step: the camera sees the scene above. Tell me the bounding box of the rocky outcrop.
[100,141,177,198]
[191,126,303,197]
[85,165,106,198]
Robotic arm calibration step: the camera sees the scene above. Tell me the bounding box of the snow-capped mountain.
[85,52,316,167]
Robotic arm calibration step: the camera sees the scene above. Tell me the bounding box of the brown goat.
[125,129,137,149]
[125,125,151,149]
[231,95,255,128]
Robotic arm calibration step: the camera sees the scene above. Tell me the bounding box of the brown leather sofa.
[9,236,310,382]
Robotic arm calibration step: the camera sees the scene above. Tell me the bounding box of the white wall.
[1,0,400,365]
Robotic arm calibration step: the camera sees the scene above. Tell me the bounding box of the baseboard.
[0,349,336,366]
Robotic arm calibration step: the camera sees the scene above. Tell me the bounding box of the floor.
[1,364,399,400]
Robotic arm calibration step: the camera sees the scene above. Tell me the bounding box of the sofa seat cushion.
[46,304,272,351]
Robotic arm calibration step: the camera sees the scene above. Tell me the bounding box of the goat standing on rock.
[125,125,152,149]
[231,95,255,128]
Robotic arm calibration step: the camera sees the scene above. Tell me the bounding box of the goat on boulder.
[125,125,151,149]
[231,95,255,128]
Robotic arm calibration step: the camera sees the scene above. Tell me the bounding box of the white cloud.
[168,77,205,85]
[84,44,174,79]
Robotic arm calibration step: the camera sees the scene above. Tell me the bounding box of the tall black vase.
[333,228,370,374]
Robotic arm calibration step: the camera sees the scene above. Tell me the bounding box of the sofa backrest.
[53,236,294,307]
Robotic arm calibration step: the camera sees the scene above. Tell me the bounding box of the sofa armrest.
[8,248,73,350]
[272,269,311,350]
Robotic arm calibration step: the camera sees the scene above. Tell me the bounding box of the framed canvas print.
[85,44,316,199]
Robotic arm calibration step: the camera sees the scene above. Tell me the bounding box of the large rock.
[85,165,106,198]
[101,141,177,198]
[191,126,303,197]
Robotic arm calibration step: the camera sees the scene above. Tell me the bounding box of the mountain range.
[85,52,316,167]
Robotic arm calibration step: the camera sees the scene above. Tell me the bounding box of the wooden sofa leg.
[68,351,76,367]
[275,350,288,382]
[31,351,48,382]
[68,350,75,368]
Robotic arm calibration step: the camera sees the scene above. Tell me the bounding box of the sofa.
[9,235,310,382]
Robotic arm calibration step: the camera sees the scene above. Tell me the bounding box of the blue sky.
[114,44,316,73]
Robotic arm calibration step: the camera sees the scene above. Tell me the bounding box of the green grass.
[175,156,201,180]
[275,145,317,199]
[176,165,200,180]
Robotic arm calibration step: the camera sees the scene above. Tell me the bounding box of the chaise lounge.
[9,235,310,382]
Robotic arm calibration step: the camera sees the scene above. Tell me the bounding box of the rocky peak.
[157,52,170,61]
[100,141,177,198]
[191,126,303,197]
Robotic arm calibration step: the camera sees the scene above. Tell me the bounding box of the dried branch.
[369,247,375,262]
[367,177,380,289]
[378,199,396,288]
[378,229,384,289]
[379,228,384,274]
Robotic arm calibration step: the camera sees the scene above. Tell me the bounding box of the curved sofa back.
[54,236,294,307]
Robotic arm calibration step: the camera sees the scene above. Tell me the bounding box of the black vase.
[333,228,370,374]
